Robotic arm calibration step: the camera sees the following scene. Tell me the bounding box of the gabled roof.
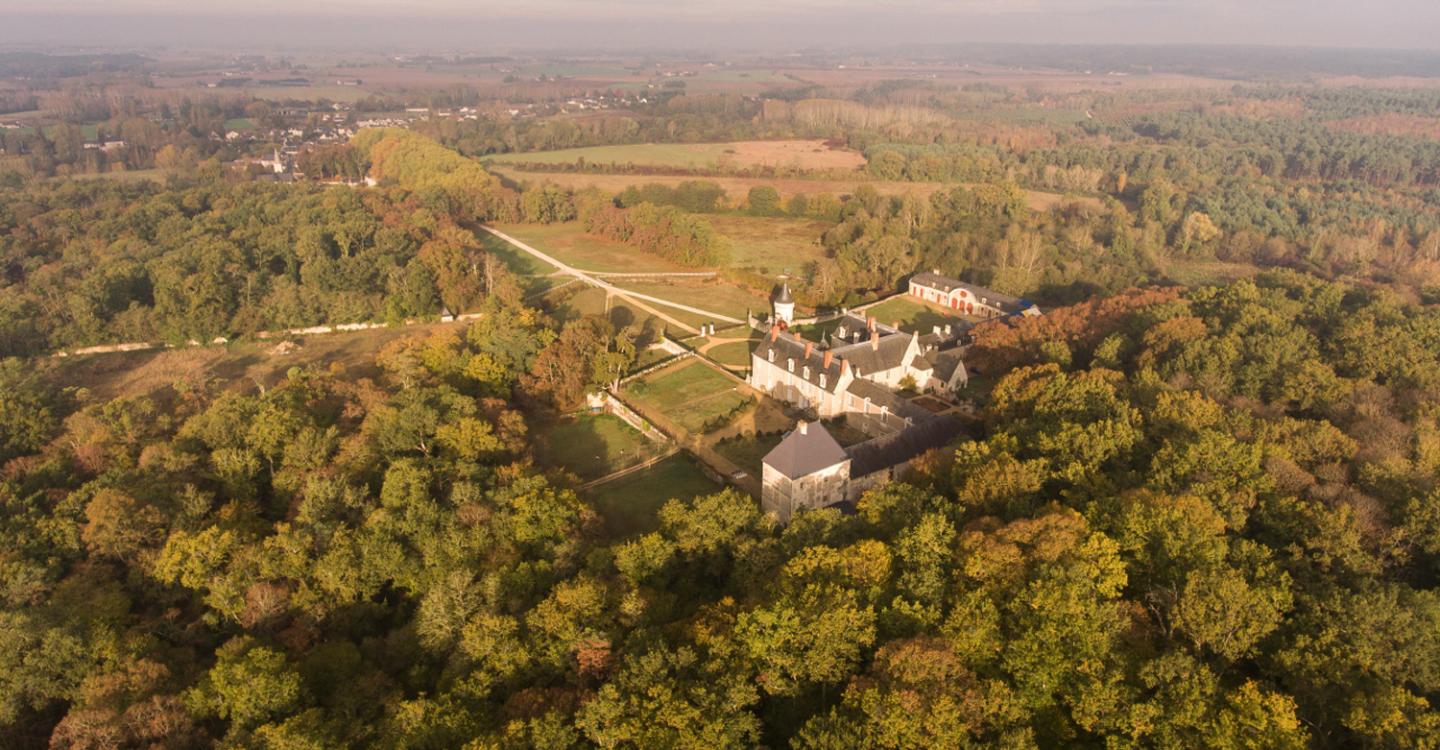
[832,332,914,376]
[752,329,847,394]
[909,271,1034,314]
[764,421,850,479]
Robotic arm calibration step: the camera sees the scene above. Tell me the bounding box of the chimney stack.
[770,326,780,342]
[823,350,833,368]
[804,341,814,358]
[870,331,880,350]
[841,360,850,374]
[867,316,876,331]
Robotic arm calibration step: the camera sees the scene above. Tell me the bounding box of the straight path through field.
[478,225,743,332]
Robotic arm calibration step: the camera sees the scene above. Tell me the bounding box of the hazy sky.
[3,0,1439,52]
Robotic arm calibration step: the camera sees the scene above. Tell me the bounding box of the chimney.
[804,341,813,358]
[867,316,876,331]
[823,350,833,368]
[770,326,780,342]
[841,360,850,374]
[893,321,901,330]
[870,331,880,350]
[799,421,808,435]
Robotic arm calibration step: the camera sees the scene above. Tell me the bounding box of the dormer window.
[819,374,827,388]
[787,358,794,372]
[802,366,810,379]
[768,349,775,363]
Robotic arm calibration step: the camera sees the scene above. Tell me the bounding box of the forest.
[4,270,1440,746]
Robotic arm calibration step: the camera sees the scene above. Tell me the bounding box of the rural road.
[478,225,743,334]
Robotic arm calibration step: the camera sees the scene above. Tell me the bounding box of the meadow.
[486,139,866,171]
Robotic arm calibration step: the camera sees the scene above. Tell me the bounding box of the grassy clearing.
[628,360,751,434]
[552,286,711,332]
[586,453,722,538]
[532,413,656,480]
[60,168,171,184]
[487,139,865,171]
[490,222,686,273]
[478,230,558,276]
[613,278,769,321]
[707,215,832,275]
[861,296,970,333]
[488,167,1093,213]
[1161,259,1261,287]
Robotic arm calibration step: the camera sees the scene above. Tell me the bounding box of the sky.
[2,0,1439,52]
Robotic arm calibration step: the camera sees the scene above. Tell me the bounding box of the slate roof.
[764,421,850,479]
[773,283,794,304]
[847,415,965,477]
[909,271,1034,315]
[752,329,847,394]
[832,332,914,376]
[844,378,933,423]
[925,349,967,384]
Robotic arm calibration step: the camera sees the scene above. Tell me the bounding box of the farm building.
[908,271,1041,319]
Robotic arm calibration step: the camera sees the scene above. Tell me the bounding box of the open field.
[862,295,971,332]
[707,215,832,274]
[43,322,451,404]
[585,453,721,538]
[486,139,866,171]
[490,221,686,273]
[628,360,751,434]
[61,168,172,183]
[491,166,1093,213]
[477,229,559,276]
[532,413,656,480]
[549,285,711,332]
[612,278,770,321]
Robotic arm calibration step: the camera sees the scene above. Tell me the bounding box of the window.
[802,366,810,379]
[767,349,775,363]
[787,358,794,373]
[819,374,827,388]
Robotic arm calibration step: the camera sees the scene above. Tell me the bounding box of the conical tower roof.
[774,283,794,305]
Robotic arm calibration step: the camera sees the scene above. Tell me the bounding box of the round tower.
[773,282,795,326]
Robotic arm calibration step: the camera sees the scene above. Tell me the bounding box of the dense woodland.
[6,56,1440,747]
[4,271,1440,746]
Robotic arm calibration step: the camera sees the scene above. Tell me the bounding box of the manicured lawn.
[586,454,722,537]
[861,296,969,333]
[532,413,657,480]
[706,340,756,368]
[490,222,686,273]
[628,361,752,434]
